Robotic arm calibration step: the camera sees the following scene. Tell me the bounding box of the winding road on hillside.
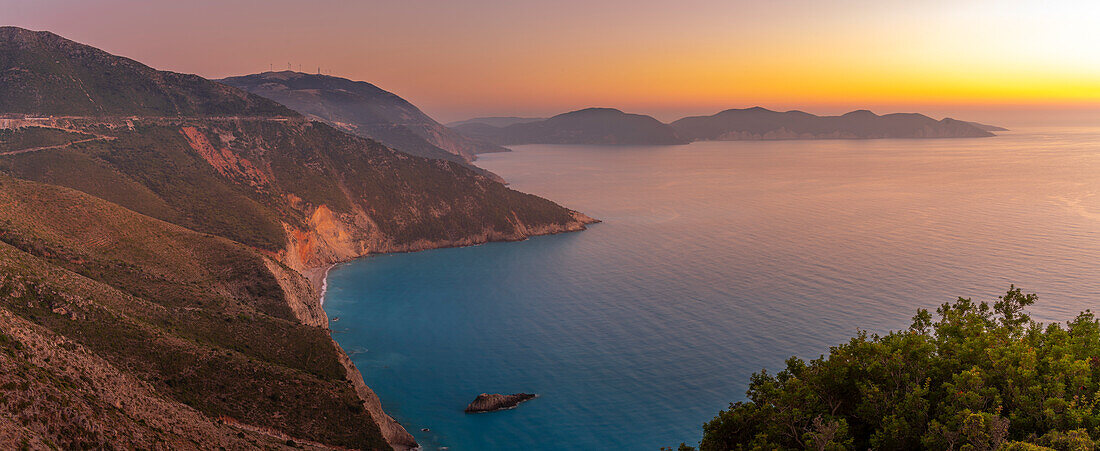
[0,115,299,156]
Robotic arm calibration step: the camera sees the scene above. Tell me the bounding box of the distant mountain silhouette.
[0,27,291,117]
[671,107,995,140]
[448,116,545,128]
[220,71,507,164]
[962,120,1009,132]
[453,108,689,145]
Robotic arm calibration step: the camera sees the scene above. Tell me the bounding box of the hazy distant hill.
[671,107,995,140]
[0,27,291,117]
[447,116,545,128]
[453,108,689,145]
[220,71,507,162]
[964,120,1010,132]
[0,26,593,449]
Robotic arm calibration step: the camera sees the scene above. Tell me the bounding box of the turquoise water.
[324,128,1100,450]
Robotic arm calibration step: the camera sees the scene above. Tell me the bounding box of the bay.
[324,128,1100,450]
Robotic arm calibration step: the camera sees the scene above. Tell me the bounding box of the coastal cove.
[324,128,1100,450]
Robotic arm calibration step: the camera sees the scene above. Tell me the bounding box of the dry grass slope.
[0,175,390,449]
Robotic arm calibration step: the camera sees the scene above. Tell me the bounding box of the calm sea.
[324,128,1100,450]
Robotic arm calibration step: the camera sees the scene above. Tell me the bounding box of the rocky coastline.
[308,212,597,449]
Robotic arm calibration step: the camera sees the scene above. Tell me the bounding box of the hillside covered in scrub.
[678,288,1100,450]
[0,174,391,448]
[220,71,506,166]
[0,26,594,449]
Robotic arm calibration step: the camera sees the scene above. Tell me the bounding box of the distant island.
[447,116,545,128]
[453,107,689,145]
[452,106,1002,146]
[964,121,1010,132]
[670,107,996,141]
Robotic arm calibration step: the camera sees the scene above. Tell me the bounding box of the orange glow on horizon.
[5,0,1098,124]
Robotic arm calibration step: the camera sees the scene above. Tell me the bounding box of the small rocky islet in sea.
[464,393,538,413]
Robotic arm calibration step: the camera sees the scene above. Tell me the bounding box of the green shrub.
[689,287,1100,450]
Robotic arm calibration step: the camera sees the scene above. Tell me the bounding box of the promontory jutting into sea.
[1,2,1098,450]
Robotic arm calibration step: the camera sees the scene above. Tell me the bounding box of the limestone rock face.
[464,393,538,413]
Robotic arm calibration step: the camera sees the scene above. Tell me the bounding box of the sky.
[4,0,1099,125]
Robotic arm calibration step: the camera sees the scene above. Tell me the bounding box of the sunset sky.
[5,0,1099,124]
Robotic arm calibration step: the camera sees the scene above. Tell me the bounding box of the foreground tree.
[685,287,1100,450]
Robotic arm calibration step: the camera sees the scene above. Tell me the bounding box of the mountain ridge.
[219,71,507,163]
[447,116,546,128]
[452,106,1001,145]
[0,26,595,450]
[962,120,1010,132]
[0,27,294,117]
[671,107,995,140]
[453,107,690,145]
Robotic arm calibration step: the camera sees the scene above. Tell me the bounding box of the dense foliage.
[685,288,1100,450]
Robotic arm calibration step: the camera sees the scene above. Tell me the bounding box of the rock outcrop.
[464,393,538,413]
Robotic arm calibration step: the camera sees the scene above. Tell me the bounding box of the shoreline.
[309,219,599,303]
[304,213,598,305]
[308,219,598,450]
[301,264,335,303]
[306,260,419,450]
[319,264,334,306]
